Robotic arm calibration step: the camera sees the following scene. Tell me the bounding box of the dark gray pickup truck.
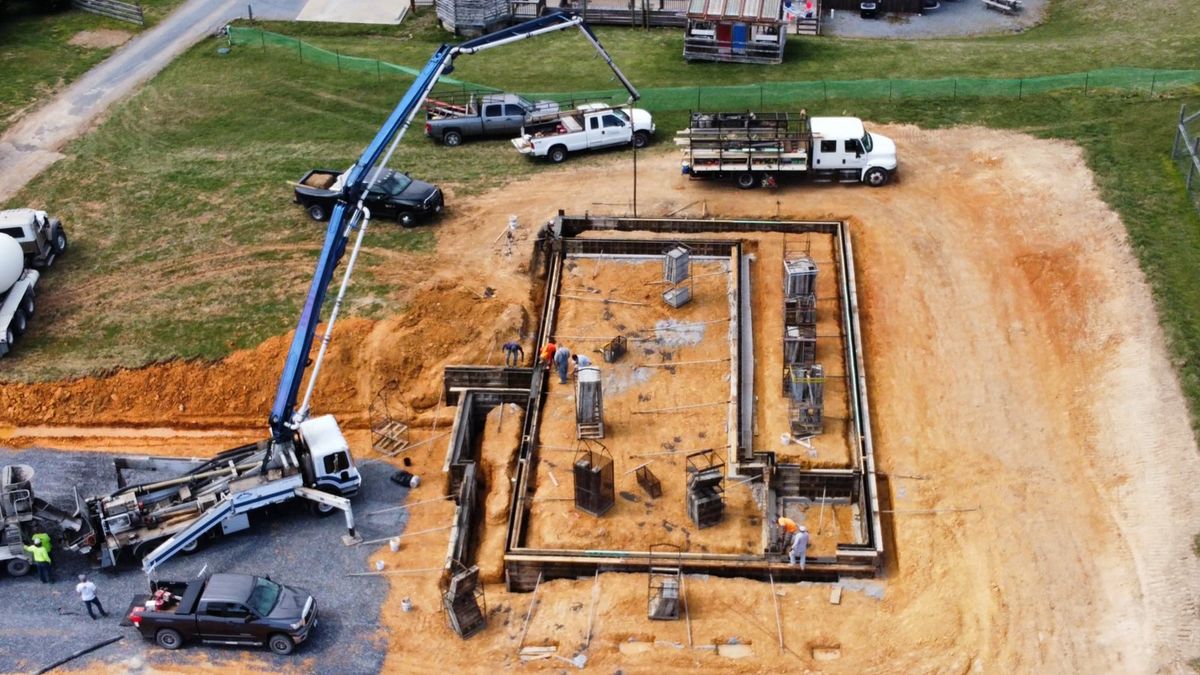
[424,93,559,146]
[129,573,317,655]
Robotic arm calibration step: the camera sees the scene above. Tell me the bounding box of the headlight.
[290,620,303,630]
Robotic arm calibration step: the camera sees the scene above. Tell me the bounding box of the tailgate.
[511,136,534,154]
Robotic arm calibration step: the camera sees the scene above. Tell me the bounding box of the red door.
[716,23,732,55]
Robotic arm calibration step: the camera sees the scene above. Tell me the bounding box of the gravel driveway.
[821,0,1047,38]
[0,446,412,675]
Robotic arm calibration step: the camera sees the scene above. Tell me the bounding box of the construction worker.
[570,353,592,376]
[75,574,109,620]
[502,340,524,367]
[553,344,572,384]
[23,537,52,583]
[540,339,557,373]
[776,516,799,550]
[790,525,811,569]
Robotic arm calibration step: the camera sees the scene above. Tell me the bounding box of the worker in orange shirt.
[540,339,558,373]
[777,516,799,550]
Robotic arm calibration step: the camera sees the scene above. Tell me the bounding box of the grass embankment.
[1,3,1199,434]
[0,0,184,134]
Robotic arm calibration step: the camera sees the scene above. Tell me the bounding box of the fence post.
[823,80,827,102]
[888,80,892,101]
[260,29,265,49]
[336,50,341,73]
[760,85,763,108]
[376,59,381,83]
[1189,138,1199,190]
[696,87,701,110]
[1084,72,1089,96]
[953,79,957,100]
[297,37,302,61]
[1150,72,1157,97]
[1018,79,1023,100]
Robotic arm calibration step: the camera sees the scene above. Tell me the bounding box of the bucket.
[375,560,385,571]
[389,538,400,552]
[401,597,413,612]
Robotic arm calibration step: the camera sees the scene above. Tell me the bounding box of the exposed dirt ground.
[67,29,133,49]
[6,124,1200,672]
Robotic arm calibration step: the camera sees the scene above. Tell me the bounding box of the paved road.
[0,446,407,674]
[0,0,307,205]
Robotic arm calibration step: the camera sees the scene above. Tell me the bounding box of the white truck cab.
[809,117,897,186]
[298,414,362,497]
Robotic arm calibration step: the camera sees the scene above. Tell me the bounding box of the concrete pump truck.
[55,11,638,574]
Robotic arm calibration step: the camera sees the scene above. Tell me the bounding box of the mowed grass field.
[0,0,184,134]
[1,3,1199,431]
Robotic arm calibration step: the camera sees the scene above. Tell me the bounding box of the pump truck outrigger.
[63,11,639,574]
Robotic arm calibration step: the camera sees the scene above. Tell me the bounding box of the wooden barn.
[436,0,511,36]
[682,0,788,65]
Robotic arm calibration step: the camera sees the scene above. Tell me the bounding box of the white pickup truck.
[512,103,655,163]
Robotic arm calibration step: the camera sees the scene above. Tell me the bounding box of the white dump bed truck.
[0,234,38,357]
[512,103,655,163]
[676,111,898,188]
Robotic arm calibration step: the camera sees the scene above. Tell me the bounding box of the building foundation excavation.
[437,213,884,613]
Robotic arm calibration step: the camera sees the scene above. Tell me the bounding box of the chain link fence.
[1174,104,1200,217]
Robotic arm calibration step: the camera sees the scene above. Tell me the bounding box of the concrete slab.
[297,0,409,24]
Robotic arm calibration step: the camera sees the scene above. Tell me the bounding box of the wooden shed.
[683,0,787,65]
[436,0,511,36]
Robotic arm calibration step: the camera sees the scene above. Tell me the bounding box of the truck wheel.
[398,213,416,228]
[3,329,12,349]
[22,291,34,316]
[307,204,327,222]
[863,167,889,187]
[632,131,650,149]
[156,628,184,650]
[442,130,463,147]
[6,558,30,576]
[180,537,203,554]
[268,633,295,655]
[12,309,27,337]
[51,228,68,255]
[548,145,568,164]
[736,172,757,190]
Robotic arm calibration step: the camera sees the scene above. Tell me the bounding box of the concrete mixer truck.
[0,208,67,357]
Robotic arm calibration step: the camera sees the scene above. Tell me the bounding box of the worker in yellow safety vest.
[23,537,52,583]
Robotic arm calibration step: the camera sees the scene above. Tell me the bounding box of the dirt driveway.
[2,125,1198,672]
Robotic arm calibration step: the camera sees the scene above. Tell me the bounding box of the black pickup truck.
[129,573,317,655]
[294,167,444,227]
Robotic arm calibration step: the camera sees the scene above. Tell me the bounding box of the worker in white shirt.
[570,353,592,378]
[75,574,109,620]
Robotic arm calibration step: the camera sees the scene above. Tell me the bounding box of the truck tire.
[22,290,34,316]
[268,633,295,655]
[12,309,27,337]
[398,212,416,228]
[5,558,30,576]
[51,227,68,255]
[180,537,203,554]
[632,131,650,149]
[863,167,889,187]
[442,130,463,147]
[156,628,184,650]
[548,145,568,164]
[307,204,327,222]
[736,172,757,190]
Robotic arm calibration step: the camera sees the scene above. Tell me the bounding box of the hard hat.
[798,525,808,531]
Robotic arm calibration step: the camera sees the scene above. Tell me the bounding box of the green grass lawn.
[2,2,1200,434]
[0,0,184,134]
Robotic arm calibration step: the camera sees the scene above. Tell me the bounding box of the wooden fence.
[71,0,143,25]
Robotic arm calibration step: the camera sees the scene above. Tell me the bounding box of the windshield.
[861,132,874,153]
[246,577,282,616]
[372,171,413,196]
[613,109,630,123]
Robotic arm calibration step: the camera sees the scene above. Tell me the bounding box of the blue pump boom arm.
[267,12,638,447]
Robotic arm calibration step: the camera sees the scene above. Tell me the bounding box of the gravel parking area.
[0,447,413,674]
[821,0,1046,38]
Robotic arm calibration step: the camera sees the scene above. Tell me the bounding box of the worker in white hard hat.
[789,525,811,569]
